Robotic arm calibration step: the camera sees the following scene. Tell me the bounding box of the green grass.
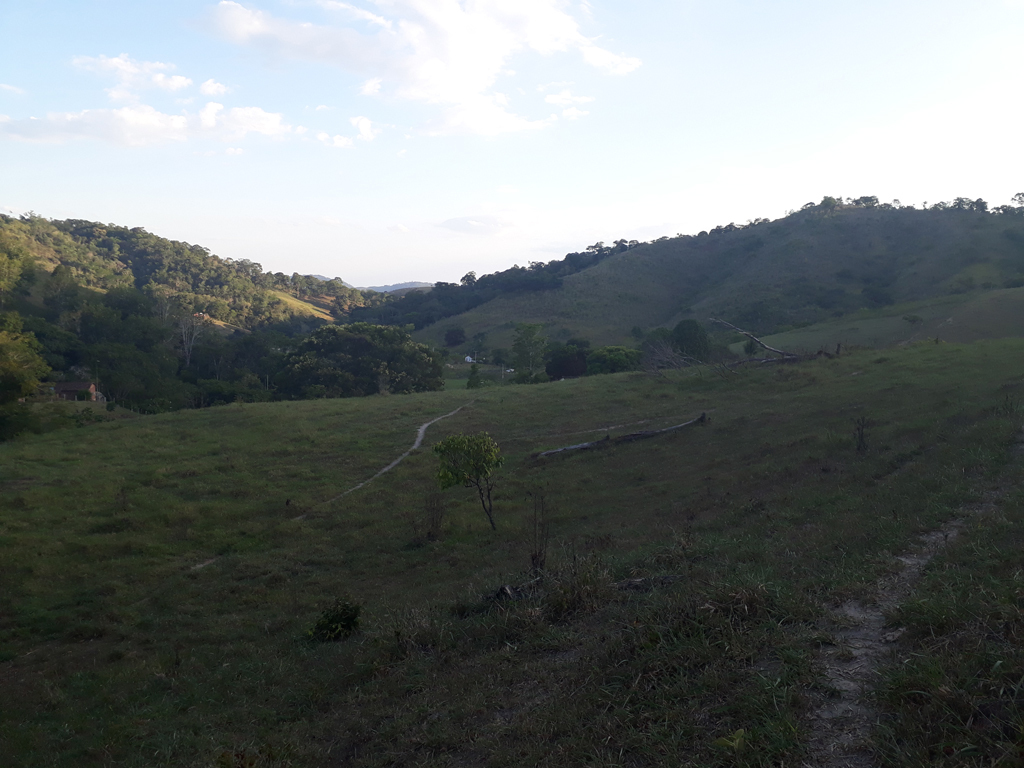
[2,340,1024,765]
[414,207,1024,351]
[735,286,1024,354]
[874,473,1024,765]
[270,290,335,321]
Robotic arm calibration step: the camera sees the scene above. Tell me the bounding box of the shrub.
[444,327,466,347]
[586,345,642,374]
[671,319,711,361]
[308,598,361,642]
[541,554,613,622]
[434,432,503,529]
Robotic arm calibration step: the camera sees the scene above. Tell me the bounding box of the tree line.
[348,239,647,330]
[456,319,712,388]
[0,217,446,439]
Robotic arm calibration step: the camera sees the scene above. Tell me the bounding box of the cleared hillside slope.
[415,204,1024,349]
[739,286,1024,354]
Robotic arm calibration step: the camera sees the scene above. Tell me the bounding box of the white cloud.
[152,73,193,91]
[315,0,392,28]
[579,45,641,75]
[544,89,593,106]
[199,101,223,129]
[315,104,330,111]
[360,77,382,95]
[440,95,554,136]
[388,224,409,233]
[200,79,229,96]
[439,215,511,235]
[317,131,353,147]
[210,0,640,135]
[216,105,292,138]
[0,84,25,95]
[561,106,589,120]
[350,115,380,140]
[73,54,195,101]
[226,147,244,155]
[0,101,291,146]
[0,105,189,146]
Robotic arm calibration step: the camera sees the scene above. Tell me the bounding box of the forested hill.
[349,240,632,328]
[0,215,382,328]
[414,196,1024,349]
[0,214,437,421]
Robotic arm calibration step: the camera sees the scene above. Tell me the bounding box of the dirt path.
[803,516,974,766]
[293,403,470,518]
[803,434,1022,766]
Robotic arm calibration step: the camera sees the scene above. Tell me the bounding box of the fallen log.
[533,413,706,459]
[710,317,799,359]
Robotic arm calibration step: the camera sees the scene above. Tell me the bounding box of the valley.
[4,198,1024,766]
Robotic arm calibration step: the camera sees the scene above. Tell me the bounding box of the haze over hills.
[308,277,433,294]
[360,281,433,293]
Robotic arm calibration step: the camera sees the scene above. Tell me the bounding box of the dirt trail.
[290,403,470,519]
[803,434,1022,766]
[189,405,470,570]
[803,516,974,766]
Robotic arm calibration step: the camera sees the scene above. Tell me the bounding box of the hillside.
[731,286,1024,354]
[269,289,334,322]
[413,200,1024,350]
[0,215,391,329]
[0,214,427,416]
[3,340,1024,765]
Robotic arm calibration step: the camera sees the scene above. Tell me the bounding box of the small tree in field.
[433,432,503,529]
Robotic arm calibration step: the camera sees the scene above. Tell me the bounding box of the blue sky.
[2,1,1023,285]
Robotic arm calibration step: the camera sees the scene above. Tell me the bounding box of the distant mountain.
[360,281,433,293]
[309,275,355,288]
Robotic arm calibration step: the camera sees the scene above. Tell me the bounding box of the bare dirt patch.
[803,434,1020,767]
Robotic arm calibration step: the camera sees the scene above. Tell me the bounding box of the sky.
[2,1,1024,286]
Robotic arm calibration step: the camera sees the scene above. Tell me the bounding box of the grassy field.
[270,290,335,322]
[734,287,1024,355]
[414,207,1024,352]
[3,340,1024,766]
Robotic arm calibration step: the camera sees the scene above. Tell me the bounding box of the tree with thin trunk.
[511,323,547,383]
[433,432,503,530]
[178,313,207,368]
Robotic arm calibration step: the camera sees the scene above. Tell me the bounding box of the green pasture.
[414,207,1024,353]
[269,290,334,322]
[3,340,1024,766]
[730,286,1024,355]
